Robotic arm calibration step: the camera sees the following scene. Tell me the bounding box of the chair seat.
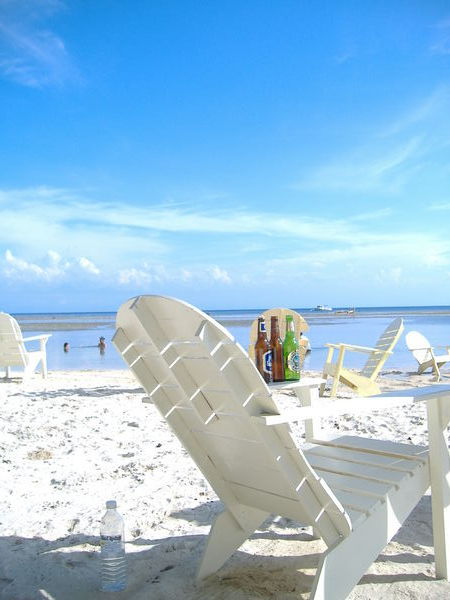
[406,331,450,381]
[321,318,404,397]
[420,353,450,367]
[305,434,429,528]
[322,363,381,396]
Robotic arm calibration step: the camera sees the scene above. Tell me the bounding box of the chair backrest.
[113,295,351,545]
[248,308,309,361]
[361,317,404,378]
[0,312,28,368]
[405,331,432,365]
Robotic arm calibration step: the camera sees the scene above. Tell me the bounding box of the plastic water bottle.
[100,500,127,592]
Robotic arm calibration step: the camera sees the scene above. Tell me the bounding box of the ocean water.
[10,305,450,374]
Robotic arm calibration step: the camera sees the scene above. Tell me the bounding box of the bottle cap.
[106,500,117,509]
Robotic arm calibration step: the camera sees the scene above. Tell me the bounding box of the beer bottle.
[283,315,300,381]
[254,318,272,383]
[269,316,284,382]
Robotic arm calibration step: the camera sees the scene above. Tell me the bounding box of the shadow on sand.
[1,496,444,600]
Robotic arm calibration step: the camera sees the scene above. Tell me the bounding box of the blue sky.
[1,1,450,312]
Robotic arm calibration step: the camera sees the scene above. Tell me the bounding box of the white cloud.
[267,233,450,277]
[376,267,402,285]
[5,249,49,279]
[2,185,450,294]
[3,249,102,282]
[0,185,393,252]
[294,137,423,193]
[0,1,79,87]
[430,18,450,56]
[118,268,152,286]
[293,87,450,195]
[79,257,100,275]
[381,87,450,136]
[428,202,450,211]
[208,266,231,284]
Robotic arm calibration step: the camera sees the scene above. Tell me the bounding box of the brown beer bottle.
[254,317,272,383]
[269,316,284,382]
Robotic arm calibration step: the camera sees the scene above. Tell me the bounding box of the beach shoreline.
[1,368,450,599]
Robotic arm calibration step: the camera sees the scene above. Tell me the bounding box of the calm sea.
[12,305,450,373]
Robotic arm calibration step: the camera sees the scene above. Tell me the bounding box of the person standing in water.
[98,336,107,354]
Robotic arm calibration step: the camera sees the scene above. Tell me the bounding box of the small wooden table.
[270,377,326,440]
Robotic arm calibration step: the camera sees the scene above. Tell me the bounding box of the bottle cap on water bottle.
[106,500,117,509]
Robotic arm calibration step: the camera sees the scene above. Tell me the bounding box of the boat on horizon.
[335,307,356,315]
[315,305,333,312]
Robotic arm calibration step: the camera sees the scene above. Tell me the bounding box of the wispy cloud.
[293,86,450,195]
[430,17,450,56]
[333,49,356,64]
[0,0,79,87]
[1,185,449,291]
[428,201,450,211]
[294,137,423,193]
[381,86,450,137]
[0,185,398,251]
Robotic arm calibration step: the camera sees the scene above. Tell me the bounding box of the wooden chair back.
[405,331,433,366]
[361,317,404,379]
[0,312,27,369]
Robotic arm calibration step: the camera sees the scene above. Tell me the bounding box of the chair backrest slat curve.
[405,331,433,365]
[0,312,28,367]
[361,317,404,378]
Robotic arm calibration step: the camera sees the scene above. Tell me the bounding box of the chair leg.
[197,506,268,580]
[41,355,48,379]
[330,376,340,397]
[330,347,346,398]
[310,465,429,600]
[319,377,327,397]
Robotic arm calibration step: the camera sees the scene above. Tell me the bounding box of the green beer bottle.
[283,315,300,381]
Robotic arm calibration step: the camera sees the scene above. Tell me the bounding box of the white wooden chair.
[113,296,450,599]
[247,307,309,362]
[406,330,450,381]
[0,312,51,379]
[321,317,404,397]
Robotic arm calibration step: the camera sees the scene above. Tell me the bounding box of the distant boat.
[315,305,333,312]
[335,308,356,315]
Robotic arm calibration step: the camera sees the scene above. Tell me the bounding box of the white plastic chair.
[0,312,51,379]
[406,330,450,381]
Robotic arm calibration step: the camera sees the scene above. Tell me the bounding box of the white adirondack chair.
[0,312,51,379]
[406,330,450,381]
[113,296,449,599]
[321,317,404,397]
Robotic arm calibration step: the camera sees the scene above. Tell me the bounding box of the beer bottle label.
[263,350,272,374]
[287,351,299,373]
[259,321,267,333]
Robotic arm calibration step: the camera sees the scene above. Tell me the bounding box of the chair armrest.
[433,345,450,353]
[325,342,388,355]
[22,334,51,345]
[252,396,419,426]
[254,384,450,426]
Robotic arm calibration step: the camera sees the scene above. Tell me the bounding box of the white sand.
[1,368,450,600]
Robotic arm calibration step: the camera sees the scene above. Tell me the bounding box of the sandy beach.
[1,367,450,600]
